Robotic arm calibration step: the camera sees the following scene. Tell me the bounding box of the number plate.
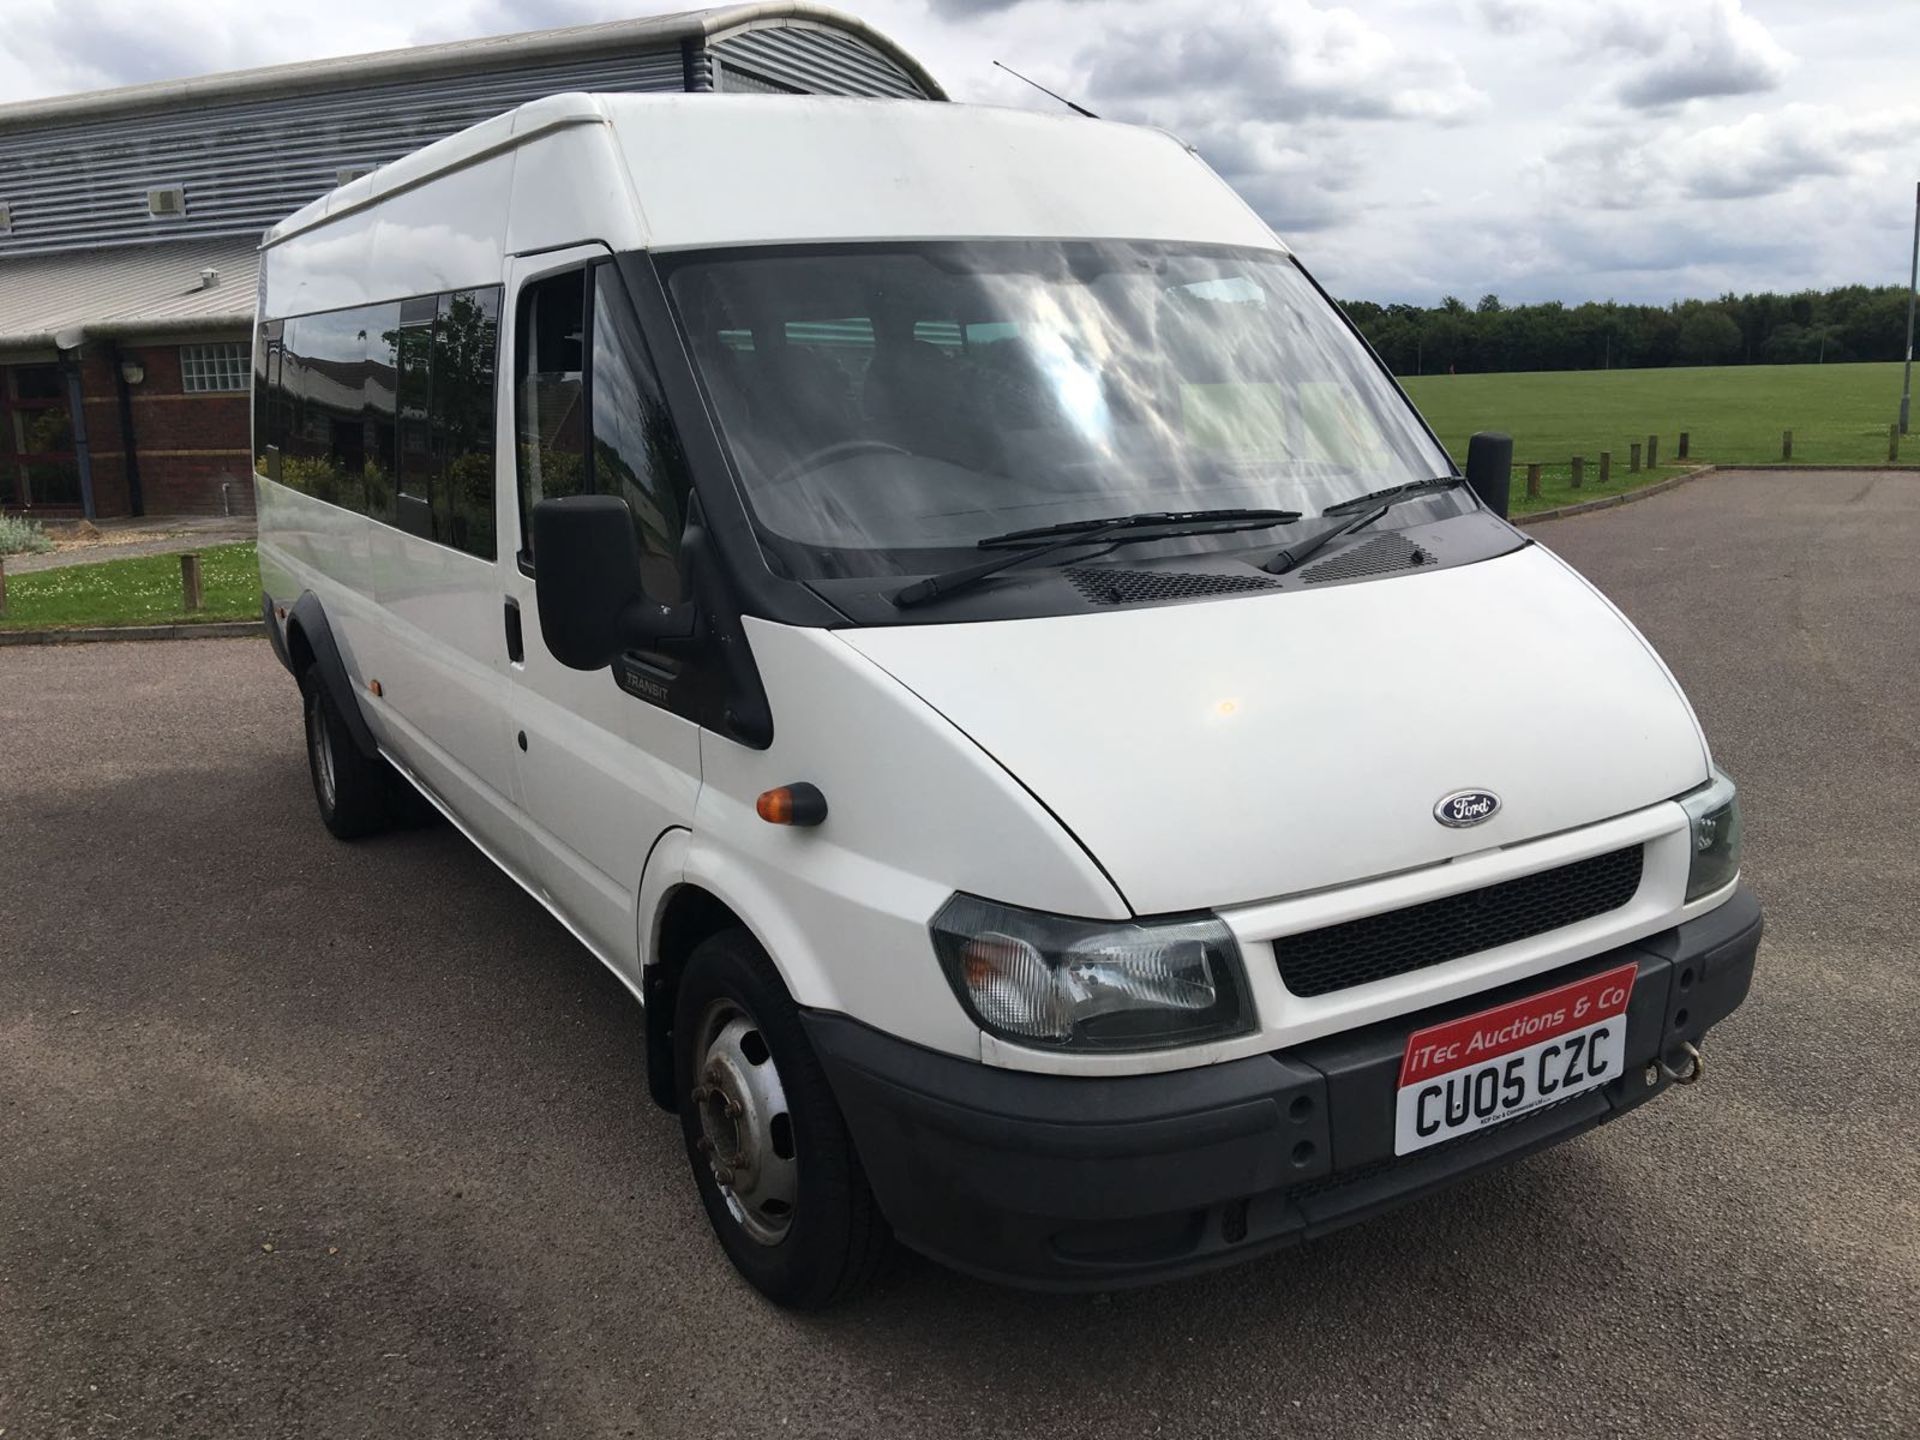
[1394,962,1637,1156]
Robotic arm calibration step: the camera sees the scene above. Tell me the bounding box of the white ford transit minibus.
[255,93,1760,1307]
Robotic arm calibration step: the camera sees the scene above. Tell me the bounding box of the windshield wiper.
[1320,475,1468,518]
[1262,503,1389,576]
[979,507,1302,548]
[892,508,1303,609]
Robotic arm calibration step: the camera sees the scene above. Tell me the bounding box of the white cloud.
[1477,0,1792,109]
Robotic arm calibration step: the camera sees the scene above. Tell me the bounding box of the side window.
[253,320,282,481]
[392,295,437,538]
[590,265,691,602]
[514,270,588,559]
[280,310,365,510]
[514,265,690,595]
[362,304,399,527]
[433,288,500,560]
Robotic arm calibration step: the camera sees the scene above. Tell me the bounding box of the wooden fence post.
[0,556,8,619]
[180,552,203,613]
[1678,431,1690,460]
[1525,462,1542,499]
[1570,456,1585,489]
[1782,429,1793,461]
[1599,451,1613,485]
[1646,434,1659,468]
[1891,422,1901,463]
[1629,442,1642,474]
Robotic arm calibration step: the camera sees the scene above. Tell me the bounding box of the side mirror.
[531,495,697,671]
[1464,432,1513,519]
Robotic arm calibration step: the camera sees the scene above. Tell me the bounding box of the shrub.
[0,515,56,556]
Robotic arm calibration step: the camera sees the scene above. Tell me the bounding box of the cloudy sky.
[2,0,1915,304]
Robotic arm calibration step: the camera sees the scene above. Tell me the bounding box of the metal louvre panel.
[709,27,927,99]
[0,50,686,257]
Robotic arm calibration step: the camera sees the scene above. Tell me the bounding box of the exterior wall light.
[120,359,145,386]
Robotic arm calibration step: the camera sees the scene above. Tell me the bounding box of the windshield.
[660,241,1454,580]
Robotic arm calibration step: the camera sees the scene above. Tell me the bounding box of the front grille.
[1064,566,1278,605]
[1300,533,1431,584]
[1273,845,1645,998]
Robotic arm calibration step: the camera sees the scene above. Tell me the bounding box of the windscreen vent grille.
[1300,533,1431,585]
[1272,845,1645,997]
[1065,567,1279,606]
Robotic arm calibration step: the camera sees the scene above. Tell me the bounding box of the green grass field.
[1403,360,1915,513]
[0,542,260,629]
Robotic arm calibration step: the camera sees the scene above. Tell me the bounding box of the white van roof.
[262,93,1285,256]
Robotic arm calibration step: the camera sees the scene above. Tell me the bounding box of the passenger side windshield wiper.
[892,508,1303,609]
[1320,475,1468,518]
[1262,503,1389,576]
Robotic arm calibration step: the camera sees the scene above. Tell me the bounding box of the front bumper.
[804,885,1761,1291]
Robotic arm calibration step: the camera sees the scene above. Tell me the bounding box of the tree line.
[1339,285,1916,376]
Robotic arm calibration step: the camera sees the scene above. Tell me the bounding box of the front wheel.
[674,929,888,1308]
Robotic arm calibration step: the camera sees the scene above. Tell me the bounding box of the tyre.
[675,929,889,1309]
[300,666,393,841]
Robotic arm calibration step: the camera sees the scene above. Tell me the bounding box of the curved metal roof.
[0,3,946,135]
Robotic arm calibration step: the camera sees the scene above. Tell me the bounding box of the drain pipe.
[106,340,146,517]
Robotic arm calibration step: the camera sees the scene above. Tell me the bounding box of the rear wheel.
[674,929,888,1308]
[300,667,392,840]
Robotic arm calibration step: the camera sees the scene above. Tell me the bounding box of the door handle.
[504,597,525,663]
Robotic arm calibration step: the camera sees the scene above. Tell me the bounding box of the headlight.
[930,894,1254,1052]
[1679,766,1742,902]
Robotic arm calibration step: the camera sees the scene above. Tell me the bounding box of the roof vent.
[335,166,373,187]
[198,267,220,290]
[0,202,11,234]
[147,185,186,218]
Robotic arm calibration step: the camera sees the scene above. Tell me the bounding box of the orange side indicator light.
[367,679,383,698]
[756,783,828,827]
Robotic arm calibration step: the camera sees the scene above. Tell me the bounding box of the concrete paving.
[1,468,1914,1438]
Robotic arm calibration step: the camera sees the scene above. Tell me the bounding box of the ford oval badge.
[1434,789,1501,828]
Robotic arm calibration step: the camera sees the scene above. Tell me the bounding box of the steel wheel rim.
[307,690,337,813]
[692,999,798,1246]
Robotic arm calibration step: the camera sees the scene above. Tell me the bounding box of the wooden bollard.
[1570,455,1585,489]
[1600,451,1613,485]
[0,555,8,618]
[1891,422,1901,463]
[1525,462,1542,499]
[1646,434,1659,468]
[1782,429,1793,461]
[180,552,203,612]
[1629,442,1642,474]
[1678,431,1690,460]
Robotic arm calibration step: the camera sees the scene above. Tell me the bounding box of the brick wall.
[79,338,254,519]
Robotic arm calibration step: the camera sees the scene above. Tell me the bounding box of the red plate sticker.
[1395,962,1638,1155]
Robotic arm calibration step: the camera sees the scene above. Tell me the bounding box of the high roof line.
[0,2,948,133]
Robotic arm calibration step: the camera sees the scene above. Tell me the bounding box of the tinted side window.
[280,309,365,510]
[434,288,499,560]
[363,306,399,526]
[515,270,588,559]
[253,320,282,480]
[590,266,690,602]
[263,292,498,557]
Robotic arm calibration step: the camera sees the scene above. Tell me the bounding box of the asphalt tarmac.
[2,468,1914,1437]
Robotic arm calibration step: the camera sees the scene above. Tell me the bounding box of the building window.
[180,342,250,393]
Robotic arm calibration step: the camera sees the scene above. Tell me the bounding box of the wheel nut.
[713,1166,735,1186]
[723,1096,744,1119]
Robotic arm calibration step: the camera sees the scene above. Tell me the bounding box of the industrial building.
[0,4,944,518]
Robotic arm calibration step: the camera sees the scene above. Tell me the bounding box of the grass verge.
[0,542,260,630]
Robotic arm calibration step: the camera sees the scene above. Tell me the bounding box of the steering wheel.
[770,439,911,487]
